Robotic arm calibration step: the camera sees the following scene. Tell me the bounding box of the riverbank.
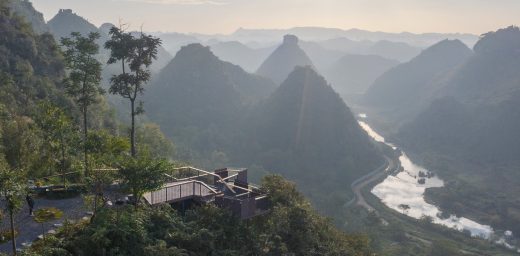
[356,116,520,254]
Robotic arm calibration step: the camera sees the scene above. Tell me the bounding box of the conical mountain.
[145,44,275,143]
[47,9,100,40]
[246,66,383,208]
[363,39,472,127]
[256,35,315,84]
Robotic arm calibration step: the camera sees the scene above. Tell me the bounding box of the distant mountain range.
[228,27,479,48]
[359,26,520,236]
[209,41,274,72]
[256,35,315,84]
[324,54,399,97]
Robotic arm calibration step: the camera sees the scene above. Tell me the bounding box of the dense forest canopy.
[2,0,520,255]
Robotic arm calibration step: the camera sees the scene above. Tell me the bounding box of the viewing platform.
[143,167,269,219]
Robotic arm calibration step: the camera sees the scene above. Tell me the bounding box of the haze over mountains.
[359,25,520,236]
[363,39,473,128]
[324,54,399,96]
[256,35,315,84]
[145,43,384,209]
[5,0,520,254]
[227,27,479,48]
[245,66,383,208]
[398,26,520,165]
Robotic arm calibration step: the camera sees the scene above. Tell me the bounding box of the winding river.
[358,115,519,252]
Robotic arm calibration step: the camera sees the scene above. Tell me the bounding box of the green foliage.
[1,115,40,172]
[7,0,49,34]
[0,160,25,214]
[61,31,104,177]
[429,239,463,256]
[33,207,64,224]
[0,2,68,118]
[61,32,104,112]
[86,130,130,166]
[105,26,162,157]
[34,101,80,182]
[0,159,26,253]
[24,175,372,256]
[136,123,174,159]
[116,155,170,207]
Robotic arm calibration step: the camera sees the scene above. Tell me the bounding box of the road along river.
[358,115,519,252]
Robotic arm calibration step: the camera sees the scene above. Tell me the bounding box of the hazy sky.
[31,0,520,35]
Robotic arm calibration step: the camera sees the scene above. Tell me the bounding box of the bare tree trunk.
[61,138,66,188]
[9,210,16,255]
[130,99,136,157]
[83,107,89,177]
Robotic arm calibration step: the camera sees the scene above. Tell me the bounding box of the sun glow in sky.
[31,0,520,35]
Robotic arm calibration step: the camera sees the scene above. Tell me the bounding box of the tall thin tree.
[0,162,25,255]
[61,32,104,176]
[105,26,161,157]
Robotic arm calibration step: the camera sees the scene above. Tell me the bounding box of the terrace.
[143,167,270,219]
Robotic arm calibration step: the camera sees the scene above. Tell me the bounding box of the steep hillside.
[324,54,399,96]
[145,44,275,159]
[48,9,100,41]
[397,26,520,236]
[256,35,315,84]
[0,2,70,116]
[363,39,473,127]
[245,66,384,211]
[399,26,520,165]
[7,0,48,34]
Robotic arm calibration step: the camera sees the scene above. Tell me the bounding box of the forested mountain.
[0,2,69,117]
[244,66,384,210]
[144,43,276,162]
[256,35,315,84]
[324,54,399,96]
[0,0,119,176]
[363,39,473,127]
[47,10,171,74]
[0,7,372,253]
[399,26,520,165]
[7,0,47,34]
[145,45,383,213]
[394,26,520,237]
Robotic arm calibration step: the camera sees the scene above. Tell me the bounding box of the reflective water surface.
[358,115,494,238]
